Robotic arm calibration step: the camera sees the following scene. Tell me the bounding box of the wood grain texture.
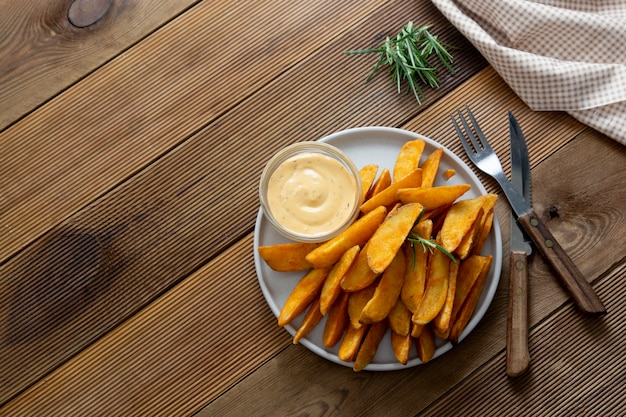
[0,0,194,129]
[0,0,398,404]
[0,0,487,410]
[0,0,392,265]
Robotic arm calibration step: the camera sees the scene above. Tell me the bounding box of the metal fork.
[451,107,528,219]
[451,106,606,315]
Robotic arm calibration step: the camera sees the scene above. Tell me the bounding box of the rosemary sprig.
[343,22,455,104]
[407,234,457,264]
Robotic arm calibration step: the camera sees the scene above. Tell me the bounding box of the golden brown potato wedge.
[341,242,379,292]
[360,249,406,324]
[338,323,368,362]
[277,267,330,327]
[450,255,492,325]
[416,323,436,363]
[360,169,422,214]
[391,330,412,365]
[305,206,387,268]
[444,169,456,180]
[397,184,471,211]
[454,207,483,260]
[388,298,412,336]
[366,168,391,200]
[353,318,388,371]
[393,139,426,182]
[420,147,443,188]
[440,197,485,253]
[320,245,359,315]
[258,242,320,272]
[449,256,492,343]
[401,219,432,313]
[432,257,459,339]
[323,290,350,347]
[367,202,424,274]
[293,297,323,344]
[412,245,450,325]
[471,209,494,256]
[411,322,424,338]
[359,164,379,204]
[348,281,377,329]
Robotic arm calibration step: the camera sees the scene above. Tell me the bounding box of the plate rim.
[253,126,502,371]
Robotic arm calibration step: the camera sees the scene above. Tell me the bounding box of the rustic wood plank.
[0,0,195,130]
[0,0,391,263]
[0,0,485,406]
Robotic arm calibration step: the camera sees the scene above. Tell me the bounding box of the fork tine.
[450,114,475,158]
[464,106,494,152]
[455,108,482,153]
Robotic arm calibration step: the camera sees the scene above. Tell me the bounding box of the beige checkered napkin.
[432,0,626,145]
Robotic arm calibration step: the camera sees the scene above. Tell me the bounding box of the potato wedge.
[341,242,379,292]
[293,297,323,344]
[450,255,492,326]
[348,282,377,329]
[305,205,387,268]
[444,169,456,180]
[258,242,320,272]
[359,164,379,204]
[471,209,495,256]
[388,298,412,336]
[277,267,330,327]
[412,245,450,325]
[320,245,359,315]
[393,139,426,182]
[411,322,424,338]
[397,184,471,211]
[360,249,406,324]
[338,323,368,362]
[401,219,432,313]
[440,197,485,253]
[455,207,483,260]
[366,168,391,200]
[360,169,422,214]
[323,290,350,347]
[450,256,492,343]
[416,324,436,363]
[367,202,424,274]
[432,257,459,339]
[391,331,412,365]
[354,319,388,371]
[420,147,443,188]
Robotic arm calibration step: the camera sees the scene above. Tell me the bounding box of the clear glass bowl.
[259,141,362,242]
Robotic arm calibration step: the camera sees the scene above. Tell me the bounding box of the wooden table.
[1,1,624,416]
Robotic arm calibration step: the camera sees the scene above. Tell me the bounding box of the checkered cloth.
[432,0,626,145]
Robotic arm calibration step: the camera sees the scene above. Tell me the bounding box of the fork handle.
[507,251,530,377]
[518,209,606,315]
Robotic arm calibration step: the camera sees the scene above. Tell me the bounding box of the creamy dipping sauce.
[267,152,358,237]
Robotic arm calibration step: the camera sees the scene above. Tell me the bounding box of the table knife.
[506,112,531,377]
[489,119,606,315]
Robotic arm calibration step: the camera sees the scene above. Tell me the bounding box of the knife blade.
[483,121,606,315]
[506,111,531,377]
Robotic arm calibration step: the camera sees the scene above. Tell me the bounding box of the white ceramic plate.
[253,126,502,371]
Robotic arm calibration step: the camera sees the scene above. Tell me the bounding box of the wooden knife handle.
[507,251,530,377]
[518,209,606,315]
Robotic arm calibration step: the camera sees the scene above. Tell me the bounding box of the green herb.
[343,22,455,104]
[407,234,457,264]
[406,209,457,267]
